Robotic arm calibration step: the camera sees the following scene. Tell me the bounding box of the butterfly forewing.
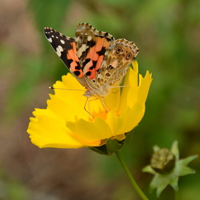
[44,27,90,87]
[75,23,114,80]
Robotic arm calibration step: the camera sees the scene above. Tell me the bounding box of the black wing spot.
[90,40,96,47]
[105,73,111,77]
[97,47,106,56]
[92,61,97,69]
[64,59,73,68]
[75,65,81,70]
[108,65,114,70]
[86,71,91,76]
[89,65,95,70]
[83,58,91,66]
[74,71,81,76]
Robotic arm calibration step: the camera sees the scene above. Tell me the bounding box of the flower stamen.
[89,109,108,121]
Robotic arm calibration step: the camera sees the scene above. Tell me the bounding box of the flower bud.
[150,148,175,174]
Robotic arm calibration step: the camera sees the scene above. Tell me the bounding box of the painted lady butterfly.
[44,23,139,108]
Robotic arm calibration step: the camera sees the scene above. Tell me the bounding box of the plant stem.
[115,151,149,200]
[174,190,179,200]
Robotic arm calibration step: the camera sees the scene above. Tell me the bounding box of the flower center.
[89,109,108,121]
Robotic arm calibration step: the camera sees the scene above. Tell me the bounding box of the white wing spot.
[56,51,61,57]
[47,37,52,43]
[87,35,92,41]
[77,44,88,58]
[60,39,65,44]
[75,37,80,42]
[56,45,64,57]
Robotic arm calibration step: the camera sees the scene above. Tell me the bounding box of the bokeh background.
[0,0,200,199]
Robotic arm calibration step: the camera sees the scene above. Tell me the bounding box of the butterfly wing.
[75,23,114,81]
[83,38,139,97]
[44,24,139,98]
[44,27,88,87]
[96,38,139,88]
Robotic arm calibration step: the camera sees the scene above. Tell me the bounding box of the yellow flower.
[27,61,152,150]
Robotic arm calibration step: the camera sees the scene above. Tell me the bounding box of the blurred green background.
[0,0,199,199]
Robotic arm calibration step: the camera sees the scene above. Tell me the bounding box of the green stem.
[174,190,179,200]
[115,151,149,200]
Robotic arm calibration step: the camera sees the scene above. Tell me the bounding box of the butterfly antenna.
[49,86,86,91]
[109,85,130,89]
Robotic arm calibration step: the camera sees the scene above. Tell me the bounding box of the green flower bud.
[142,141,198,197]
[150,148,175,174]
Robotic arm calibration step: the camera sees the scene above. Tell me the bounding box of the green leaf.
[142,165,156,175]
[169,176,179,191]
[171,141,179,160]
[177,166,196,176]
[89,144,110,155]
[89,136,128,155]
[178,155,198,166]
[124,131,133,144]
[106,138,124,154]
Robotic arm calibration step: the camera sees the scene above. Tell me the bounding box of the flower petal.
[48,95,88,121]
[52,74,88,120]
[104,87,120,110]
[67,117,113,147]
[118,61,138,113]
[27,109,83,148]
[138,71,153,104]
[106,110,122,135]
[120,102,145,133]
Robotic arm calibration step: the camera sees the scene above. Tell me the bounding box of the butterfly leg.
[84,97,94,118]
[84,97,109,117]
[100,98,109,112]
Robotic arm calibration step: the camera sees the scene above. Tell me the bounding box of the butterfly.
[44,23,139,111]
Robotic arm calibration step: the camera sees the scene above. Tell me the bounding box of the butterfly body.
[44,23,139,99]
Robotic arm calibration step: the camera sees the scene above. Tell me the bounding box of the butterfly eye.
[126,53,132,60]
[116,47,122,54]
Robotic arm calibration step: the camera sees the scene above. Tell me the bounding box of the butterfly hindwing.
[95,38,139,88]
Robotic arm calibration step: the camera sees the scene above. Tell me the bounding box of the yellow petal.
[48,95,88,121]
[106,110,122,135]
[104,87,120,110]
[120,102,145,133]
[113,133,126,141]
[52,73,92,118]
[67,117,114,146]
[118,61,139,113]
[27,109,83,148]
[138,71,153,104]
[84,98,105,114]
